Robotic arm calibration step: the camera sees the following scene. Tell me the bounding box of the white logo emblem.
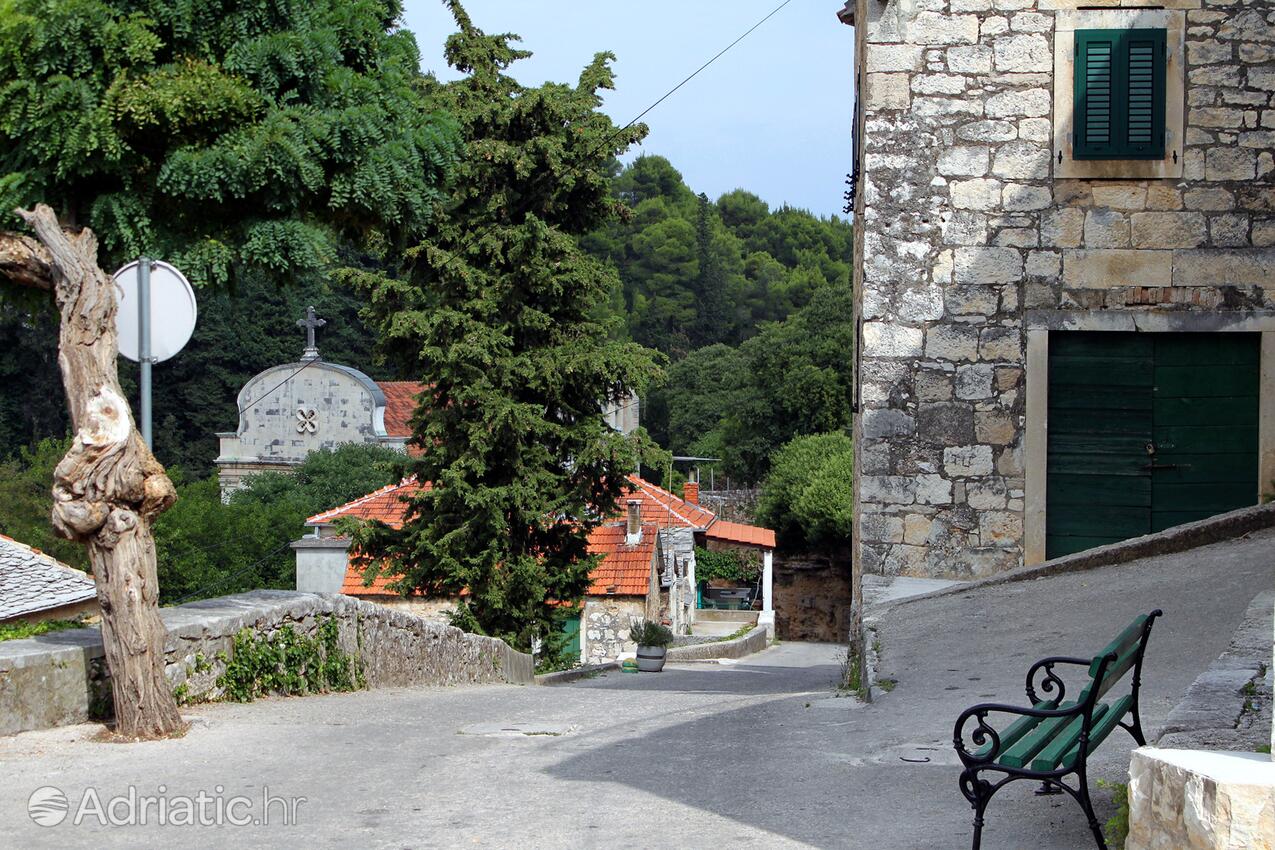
[295,407,318,434]
[28,786,69,827]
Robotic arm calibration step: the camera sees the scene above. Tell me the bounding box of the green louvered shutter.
[1074,29,1167,160]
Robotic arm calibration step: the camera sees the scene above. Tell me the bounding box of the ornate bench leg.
[960,770,993,850]
[1076,771,1108,850]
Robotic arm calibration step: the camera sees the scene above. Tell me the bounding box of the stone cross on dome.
[297,305,326,361]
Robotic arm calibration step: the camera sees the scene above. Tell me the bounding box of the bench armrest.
[953,700,1085,766]
[1025,656,1091,704]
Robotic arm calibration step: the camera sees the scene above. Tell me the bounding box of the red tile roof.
[705,520,777,549]
[586,523,657,596]
[308,474,774,603]
[376,381,426,438]
[306,478,425,526]
[623,475,717,529]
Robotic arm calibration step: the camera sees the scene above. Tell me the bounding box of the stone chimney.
[683,481,699,505]
[625,499,642,544]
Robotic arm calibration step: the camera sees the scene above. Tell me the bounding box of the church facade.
[216,307,641,498]
[840,0,1275,578]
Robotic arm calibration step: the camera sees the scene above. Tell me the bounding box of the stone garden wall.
[853,0,1275,578]
[0,591,533,736]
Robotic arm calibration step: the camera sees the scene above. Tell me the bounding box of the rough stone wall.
[0,591,532,736]
[854,0,1275,579]
[583,598,647,663]
[698,489,761,524]
[773,556,855,642]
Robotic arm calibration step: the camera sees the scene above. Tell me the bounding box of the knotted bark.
[3,205,183,739]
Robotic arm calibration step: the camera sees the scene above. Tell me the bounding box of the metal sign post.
[113,258,197,456]
[137,257,153,449]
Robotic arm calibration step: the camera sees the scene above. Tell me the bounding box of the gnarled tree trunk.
[2,204,183,739]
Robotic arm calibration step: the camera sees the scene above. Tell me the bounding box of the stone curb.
[666,625,770,662]
[1157,589,1274,752]
[879,502,1275,610]
[535,661,620,686]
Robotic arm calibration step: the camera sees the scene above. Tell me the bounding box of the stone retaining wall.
[0,591,533,737]
[665,625,770,662]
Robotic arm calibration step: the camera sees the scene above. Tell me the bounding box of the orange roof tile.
[312,474,775,603]
[705,519,776,549]
[585,523,658,596]
[621,475,717,529]
[376,381,427,438]
[306,478,426,526]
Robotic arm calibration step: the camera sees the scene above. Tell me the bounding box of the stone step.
[694,609,760,623]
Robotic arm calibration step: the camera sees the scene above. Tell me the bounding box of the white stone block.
[863,322,924,358]
[1126,748,1275,850]
[938,146,991,177]
[993,34,1052,72]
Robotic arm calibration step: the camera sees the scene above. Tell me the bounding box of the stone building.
[216,306,640,498]
[839,0,1275,578]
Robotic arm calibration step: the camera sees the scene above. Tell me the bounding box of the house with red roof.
[294,475,777,663]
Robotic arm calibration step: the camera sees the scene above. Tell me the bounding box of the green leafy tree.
[0,0,458,284]
[757,432,854,551]
[0,0,457,738]
[154,444,401,604]
[0,437,87,570]
[720,285,855,481]
[346,3,664,653]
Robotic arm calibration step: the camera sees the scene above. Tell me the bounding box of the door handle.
[1141,463,1191,471]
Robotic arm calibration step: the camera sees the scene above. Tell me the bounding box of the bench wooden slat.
[1030,702,1111,772]
[1087,615,1148,678]
[1094,643,1141,700]
[974,699,1059,760]
[997,700,1079,768]
[1056,694,1134,772]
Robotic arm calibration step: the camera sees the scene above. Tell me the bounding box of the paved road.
[1,529,1269,849]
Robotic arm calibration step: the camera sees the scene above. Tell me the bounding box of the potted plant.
[629,619,674,672]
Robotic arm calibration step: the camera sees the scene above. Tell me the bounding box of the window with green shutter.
[1074,28,1167,160]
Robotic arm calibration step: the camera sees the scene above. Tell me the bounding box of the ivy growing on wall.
[217,617,364,703]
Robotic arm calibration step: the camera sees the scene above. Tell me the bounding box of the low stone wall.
[896,502,1275,607]
[666,625,769,662]
[0,591,533,737]
[698,489,760,524]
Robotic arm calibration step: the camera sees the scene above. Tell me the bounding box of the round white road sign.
[113,259,198,363]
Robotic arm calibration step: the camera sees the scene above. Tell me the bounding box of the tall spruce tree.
[346,2,664,654]
[0,0,458,738]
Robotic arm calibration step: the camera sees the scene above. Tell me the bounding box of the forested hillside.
[1,154,851,483]
[588,155,854,481]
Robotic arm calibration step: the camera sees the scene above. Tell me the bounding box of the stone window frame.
[1052,8,1186,180]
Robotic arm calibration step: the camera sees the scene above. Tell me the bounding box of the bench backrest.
[1081,609,1162,707]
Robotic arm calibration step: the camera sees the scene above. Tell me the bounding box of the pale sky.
[401,1,856,220]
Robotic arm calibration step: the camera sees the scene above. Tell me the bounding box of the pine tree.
[347,2,664,654]
[692,192,729,347]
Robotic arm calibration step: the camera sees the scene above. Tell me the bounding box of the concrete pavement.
[0,528,1269,849]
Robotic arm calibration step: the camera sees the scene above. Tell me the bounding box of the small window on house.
[1053,10,1183,179]
[1073,29,1166,160]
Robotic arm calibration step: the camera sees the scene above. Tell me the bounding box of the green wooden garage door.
[1046,332,1260,559]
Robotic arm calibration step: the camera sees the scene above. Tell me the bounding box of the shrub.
[757,432,853,551]
[694,546,760,585]
[628,619,673,648]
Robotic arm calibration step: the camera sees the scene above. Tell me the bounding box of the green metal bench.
[952,610,1162,849]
